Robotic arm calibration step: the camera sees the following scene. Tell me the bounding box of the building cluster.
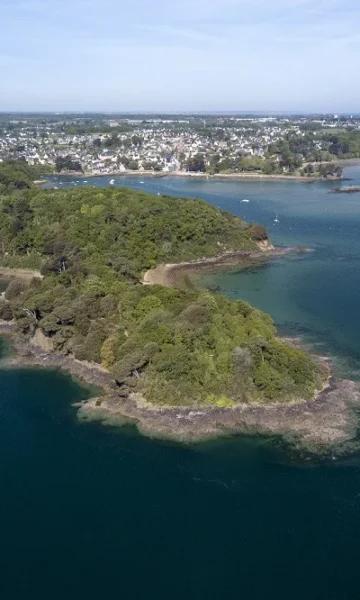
[0,114,359,174]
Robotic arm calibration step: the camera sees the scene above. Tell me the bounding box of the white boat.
[241,198,250,203]
[274,215,280,223]
[139,181,145,184]
[109,179,115,185]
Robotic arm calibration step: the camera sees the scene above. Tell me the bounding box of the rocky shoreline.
[142,245,295,287]
[331,186,360,194]
[1,320,360,454]
[80,377,360,454]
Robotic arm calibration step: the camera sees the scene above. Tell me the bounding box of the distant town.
[1,113,360,178]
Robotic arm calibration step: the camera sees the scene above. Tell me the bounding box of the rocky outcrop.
[30,328,54,353]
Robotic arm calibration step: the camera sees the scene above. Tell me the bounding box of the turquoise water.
[1,168,360,598]
[0,335,9,358]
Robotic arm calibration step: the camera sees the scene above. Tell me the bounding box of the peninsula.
[1,161,358,451]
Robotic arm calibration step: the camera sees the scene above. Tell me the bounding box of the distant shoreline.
[46,169,344,183]
[36,156,360,186]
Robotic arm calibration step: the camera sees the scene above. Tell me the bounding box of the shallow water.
[1,167,360,598]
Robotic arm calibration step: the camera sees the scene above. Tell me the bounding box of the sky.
[1,0,359,113]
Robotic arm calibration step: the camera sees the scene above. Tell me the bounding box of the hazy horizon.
[2,0,360,113]
[1,110,359,117]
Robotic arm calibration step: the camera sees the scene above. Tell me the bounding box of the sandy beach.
[142,245,295,288]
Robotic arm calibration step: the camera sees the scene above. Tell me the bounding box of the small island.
[0,161,359,451]
[331,186,360,194]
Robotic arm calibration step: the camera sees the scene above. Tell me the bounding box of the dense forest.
[0,162,323,406]
[0,160,38,193]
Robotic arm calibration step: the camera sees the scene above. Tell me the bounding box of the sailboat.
[273,215,280,223]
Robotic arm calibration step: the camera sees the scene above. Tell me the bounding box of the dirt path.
[0,267,43,281]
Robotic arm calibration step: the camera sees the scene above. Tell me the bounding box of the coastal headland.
[1,318,359,454]
[1,240,359,455]
[1,171,360,454]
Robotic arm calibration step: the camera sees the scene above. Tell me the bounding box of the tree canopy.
[0,160,36,193]
[0,175,323,406]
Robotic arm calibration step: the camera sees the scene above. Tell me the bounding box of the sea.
[1,166,360,599]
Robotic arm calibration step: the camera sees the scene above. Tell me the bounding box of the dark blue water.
[2,362,360,600]
[1,167,360,599]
